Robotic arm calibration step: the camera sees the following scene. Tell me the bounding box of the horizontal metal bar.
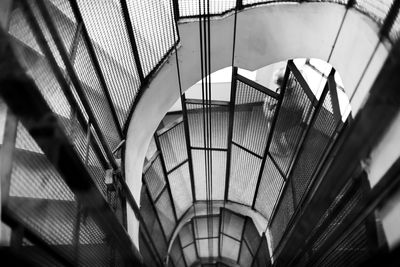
[167,159,189,175]
[236,74,279,99]
[231,141,263,159]
[191,146,227,151]
[157,116,184,136]
[185,98,230,106]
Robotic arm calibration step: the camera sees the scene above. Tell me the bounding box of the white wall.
[124,2,390,244]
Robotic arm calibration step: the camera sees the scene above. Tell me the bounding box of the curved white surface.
[124,2,390,244]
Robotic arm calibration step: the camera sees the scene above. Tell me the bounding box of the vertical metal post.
[154,134,178,221]
[181,93,197,202]
[119,0,145,83]
[67,0,123,136]
[172,0,180,22]
[224,67,237,201]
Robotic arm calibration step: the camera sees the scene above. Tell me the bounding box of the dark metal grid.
[143,156,166,201]
[20,238,67,267]
[250,234,271,267]
[178,0,236,18]
[155,189,177,240]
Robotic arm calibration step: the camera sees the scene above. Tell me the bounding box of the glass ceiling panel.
[194,216,220,239]
[197,238,219,258]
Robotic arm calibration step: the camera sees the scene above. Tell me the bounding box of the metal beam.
[224,67,238,201]
[119,0,145,83]
[181,93,197,202]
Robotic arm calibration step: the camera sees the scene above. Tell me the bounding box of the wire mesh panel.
[220,235,241,259]
[228,144,262,206]
[168,162,193,218]
[313,223,369,267]
[170,239,186,267]
[252,236,271,267]
[178,0,236,17]
[126,1,178,76]
[194,216,220,239]
[389,9,400,42]
[192,149,227,200]
[140,187,168,258]
[21,238,66,267]
[233,80,277,157]
[73,30,121,149]
[9,123,77,261]
[254,155,285,219]
[180,222,195,247]
[269,181,294,252]
[239,241,253,267]
[197,238,219,258]
[291,90,340,207]
[76,0,141,125]
[221,209,245,240]
[183,243,197,266]
[243,219,261,256]
[186,102,229,149]
[355,0,394,25]
[155,189,177,240]
[143,156,166,201]
[269,70,316,178]
[78,215,113,267]
[159,122,188,172]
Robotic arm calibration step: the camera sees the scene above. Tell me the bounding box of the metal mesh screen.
[159,122,188,172]
[126,1,177,76]
[140,187,168,258]
[239,241,253,267]
[78,215,112,267]
[243,220,261,255]
[197,238,219,258]
[314,223,369,267]
[168,162,193,218]
[221,210,245,240]
[233,81,277,157]
[180,222,195,247]
[76,0,141,125]
[192,149,227,200]
[291,90,339,207]
[21,238,66,267]
[183,243,197,267]
[355,0,394,25]
[144,156,166,201]
[186,102,229,149]
[9,123,76,261]
[228,144,262,206]
[171,239,186,267]
[269,181,294,251]
[220,235,240,259]
[252,236,271,267]
[254,155,285,219]
[155,189,176,240]
[269,72,315,177]
[73,30,120,150]
[194,216,220,239]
